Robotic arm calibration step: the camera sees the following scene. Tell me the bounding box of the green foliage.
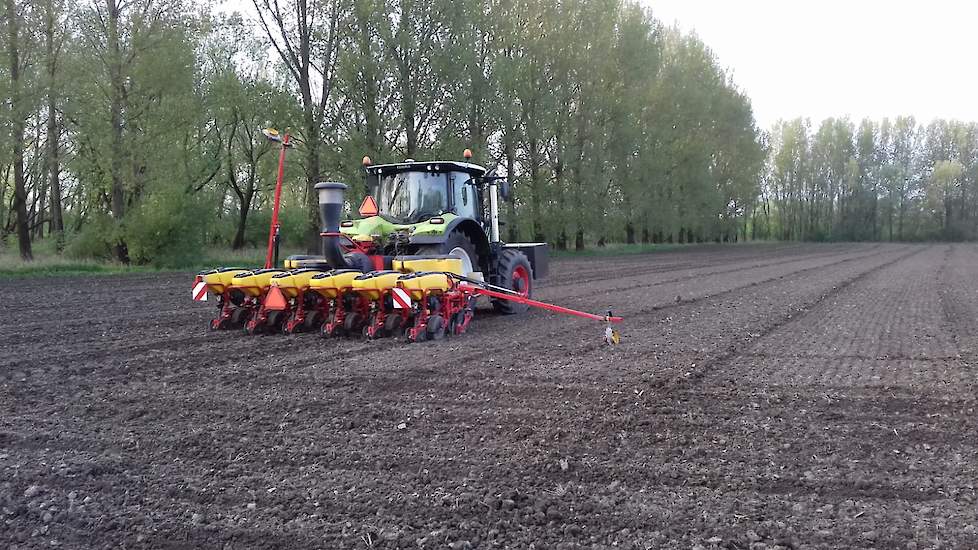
[10,0,978,275]
[124,187,212,267]
[762,117,978,242]
[221,206,309,250]
[4,0,770,265]
[65,214,118,261]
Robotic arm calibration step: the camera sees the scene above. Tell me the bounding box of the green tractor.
[302,154,549,314]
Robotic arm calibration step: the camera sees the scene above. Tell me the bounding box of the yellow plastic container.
[308,269,362,299]
[201,268,250,295]
[393,257,464,275]
[352,271,402,300]
[230,269,287,297]
[397,272,453,301]
[270,269,326,298]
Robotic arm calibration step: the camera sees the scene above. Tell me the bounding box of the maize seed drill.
[193,150,623,342]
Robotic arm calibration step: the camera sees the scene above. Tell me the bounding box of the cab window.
[451,172,478,219]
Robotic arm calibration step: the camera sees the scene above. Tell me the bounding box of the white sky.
[643,0,978,128]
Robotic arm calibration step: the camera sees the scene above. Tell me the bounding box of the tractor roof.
[368,161,487,177]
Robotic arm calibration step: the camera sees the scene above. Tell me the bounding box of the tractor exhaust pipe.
[315,181,351,269]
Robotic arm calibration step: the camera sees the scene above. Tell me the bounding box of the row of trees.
[1,0,764,264]
[760,117,978,241]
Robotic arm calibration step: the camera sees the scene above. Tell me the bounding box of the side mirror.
[498,180,511,201]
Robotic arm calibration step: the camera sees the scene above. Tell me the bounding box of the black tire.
[345,252,374,272]
[384,315,404,337]
[344,312,363,333]
[229,307,249,327]
[416,230,480,275]
[243,316,261,335]
[302,311,323,332]
[493,249,532,314]
[426,315,446,340]
[267,310,285,332]
[321,319,341,338]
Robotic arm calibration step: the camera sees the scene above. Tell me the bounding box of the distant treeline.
[0,0,762,264]
[758,117,978,242]
[4,1,972,267]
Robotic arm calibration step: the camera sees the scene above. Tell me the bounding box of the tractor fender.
[409,218,491,271]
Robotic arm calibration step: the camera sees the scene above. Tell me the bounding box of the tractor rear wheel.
[492,249,532,314]
[416,230,479,277]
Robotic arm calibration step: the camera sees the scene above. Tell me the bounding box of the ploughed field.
[3,243,978,550]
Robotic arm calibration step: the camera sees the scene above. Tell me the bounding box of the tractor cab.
[337,160,497,272]
[366,161,487,224]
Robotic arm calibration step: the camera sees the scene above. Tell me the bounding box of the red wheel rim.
[512,265,530,297]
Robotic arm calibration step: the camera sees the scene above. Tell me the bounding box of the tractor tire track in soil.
[674,244,926,386]
[3,243,977,550]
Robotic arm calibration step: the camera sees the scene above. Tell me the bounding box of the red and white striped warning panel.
[392,288,411,309]
[192,281,208,302]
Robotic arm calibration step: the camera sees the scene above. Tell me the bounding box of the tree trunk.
[6,0,31,260]
[47,92,64,248]
[504,130,518,242]
[32,142,48,239]
[296,62,321,251]
[528,137,544,242]
[253,0,335,253]
[552,130,565,249]
[887,197,893,242]
[356,8,382,158]
[303,120,321,251]
[401,81,417,156]
[107,0,128,262]
[944,187,952,239]
[899,192,907,241]
[555,231,566,250]
[399,6,417,158]
[44,1,65,252]
[232,187,254,250]
[34,177,47,239]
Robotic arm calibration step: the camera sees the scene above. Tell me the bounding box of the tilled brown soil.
[2,243,977,549]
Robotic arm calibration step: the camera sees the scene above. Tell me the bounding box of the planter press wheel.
[228,307,249,328]
[384,315,405,338]
[426,314,446,341]
[243,312,262,336]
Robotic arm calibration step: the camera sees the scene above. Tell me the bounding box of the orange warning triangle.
[359,195,379,217]
[265,286,288,311]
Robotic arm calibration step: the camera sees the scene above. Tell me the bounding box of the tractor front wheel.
[492,249,532,314]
